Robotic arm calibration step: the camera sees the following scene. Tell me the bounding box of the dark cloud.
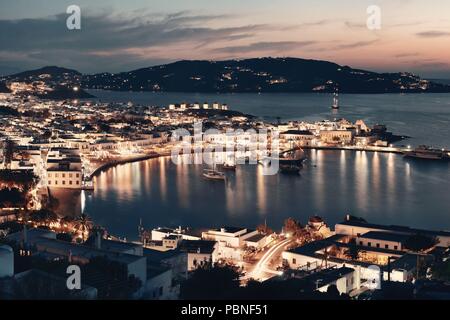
[211,41,317,54]
[394,52,419,58]
[0,12,261,51]
[344,21,366,30]
[334,39,379,50]
[416,30,450,38]
[0,11,269,73]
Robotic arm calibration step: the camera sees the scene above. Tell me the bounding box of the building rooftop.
[299,266,355,287]
[337,220,450,237]
[33,238,145,265]
[245,233,267,243]
[179,240,217,254]
[210,226,246,234]
[358,231,411,243]
[143,247,183,263]
[6,228,56,245]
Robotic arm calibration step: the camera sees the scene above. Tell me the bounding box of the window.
[48,180,51,185]
[62,173,65,178]
[368,242,371,247]
[69,173,73,178]
[69,181,73,185]
[76,181,79,185]
[76,173,80,178]
[376,243,380,248]
[359,241,363,246]
[292,258,296,264]
[48,173,52,178]
[62,180,66,185]
[394,246,398,250]
[55,181,58,185]
[55,173,59,178]
[385,244,389,249]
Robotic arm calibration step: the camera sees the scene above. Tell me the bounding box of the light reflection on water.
[77,151,450,239]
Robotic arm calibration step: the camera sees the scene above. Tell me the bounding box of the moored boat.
[222,163,236,170]
[203,169,226,180]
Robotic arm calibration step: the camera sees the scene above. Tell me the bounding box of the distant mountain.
[4,59,450,95]
[2,66,93,99]
[82,57,450,94]
[4,66,82,83]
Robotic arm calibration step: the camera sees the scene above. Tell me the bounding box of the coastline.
[88,144,449,179]
[89,151,171,178]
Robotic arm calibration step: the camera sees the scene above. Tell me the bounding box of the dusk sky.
[1,0,450,77]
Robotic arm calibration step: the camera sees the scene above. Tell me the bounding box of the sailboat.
[331,87,339,110]
[203,162,226,181]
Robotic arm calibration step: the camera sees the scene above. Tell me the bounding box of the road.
[244,237,294,282]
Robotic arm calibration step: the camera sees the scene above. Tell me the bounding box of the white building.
[335,217,450,248]
[319,130,354,144]
[280,130,316,147]
[151,227,202,241]
[202,227,259,248]
[46,158,82,189]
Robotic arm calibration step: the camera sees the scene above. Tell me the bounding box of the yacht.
[203,169,226,180]
[331,87,339,110]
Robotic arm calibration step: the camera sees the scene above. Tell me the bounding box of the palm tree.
[344,238,360,260]
[73,213,93,242]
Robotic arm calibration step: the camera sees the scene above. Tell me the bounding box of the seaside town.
[1,79,450,300]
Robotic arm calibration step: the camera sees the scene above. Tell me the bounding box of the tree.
[3,139,16,168]
[180,264,241,300]
[73,213,93,242]
[30,208,57,226]
[256,223,273,235]
[432,260,450,282]
[404,234,437,252]
[283,217,310,242]
[284,218,303,236]
[344,238,360,260]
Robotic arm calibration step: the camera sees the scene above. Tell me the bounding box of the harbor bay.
[73,91,450,239]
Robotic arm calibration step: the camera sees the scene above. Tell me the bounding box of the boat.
[278,148,306,166]
[222,163,236,171]
[331,87,339,110]
[203,169,226,180]
[222,154,236,170]
[403,145,445,160]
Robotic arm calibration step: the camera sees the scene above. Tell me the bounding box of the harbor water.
[74,91,450,239]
